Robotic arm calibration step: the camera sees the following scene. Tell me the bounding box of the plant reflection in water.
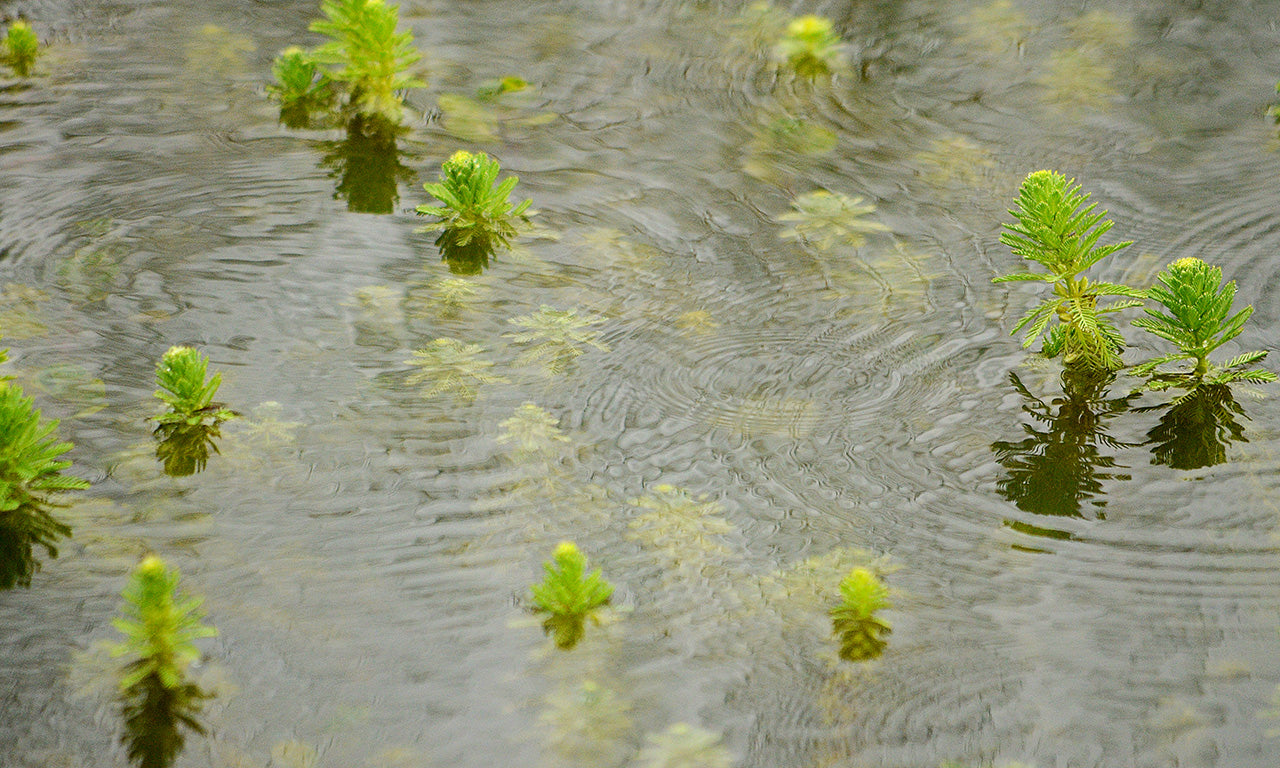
[320,115,415,215]
[1139,383,1249,470]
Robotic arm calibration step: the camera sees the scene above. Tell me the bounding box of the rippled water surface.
[4,0,1280,766]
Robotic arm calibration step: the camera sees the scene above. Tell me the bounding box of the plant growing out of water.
[308,0,423,125]
[504,305,609,374]
[416,150,533,261]
[995,170,1144,372]
[774,15,843,78]
[829,567,892,661]
[153,347,236,427]
[0,382,89,588]
[530,541,614,649]
[1129,257,1276,388]
[779,190,888,251]
[2,20,39,77]
[267,47,334,126]
[110,555,217,768]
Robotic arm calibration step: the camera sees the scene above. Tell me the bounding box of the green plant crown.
[3,21,39,77]
[110,555,218,692]
[830,567,892,661]
[1130,257,1276,386]
[309,0,423,123]
[995,170,1143,371]
[0,381,90,515]
[268,47,333,107]
[416,150,533,249]
[153,346,235,425]
[530,541,614,619]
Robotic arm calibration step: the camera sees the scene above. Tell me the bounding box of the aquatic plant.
[995,170,1144,371]
[110,555,216,768]
[0,382,89,588]
[530,541,614,649]
[268,47,334,127]
[1130,257,1275,388]
[505,305,609,374]
[830,567,892,662]
[636,723,733,768]
[153,346,236,427]
[774,14,843,78]
[153,422,223,477]
[496,402,569,460]
[626,484,733,560]
[403,337,505,403]
[416,150,532,260]
[2,20,39,77]
[308,0,423,124]
[779,190,888,251]
[540,680,633,767]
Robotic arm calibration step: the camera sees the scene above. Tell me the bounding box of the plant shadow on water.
[319,115,415,215]
[1137,383,1249,470]
[991,369,1137,532]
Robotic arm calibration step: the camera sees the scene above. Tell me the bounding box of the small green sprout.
[830,567,892,661]
[1130,257,1276,388]
[403,337,506,403]
[779,190,889,251]
[0,381,89,588]
[416,150,533,259]
[504,305,609,374]
[268,47,334,125]
[530,541,614,649]
[774,14,843,78]
[995,170,1144,372]
[110,555,216,768]
[153,347,236,426]
[309,0,424,124]
[3,21,39,77]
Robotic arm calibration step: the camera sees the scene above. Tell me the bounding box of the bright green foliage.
[504,305,609,374]
[773,15,842,78]
[309,0,423,124]
[403,337,506,402]
[268,47,334,121]
[779,190,888,250]
[995,170,1144,371]
[0,382,88,588]
[530,541,613,649]
[1270,82,1280,123]
[153,347,236,426]
[3,21,39,77]
[637,723,733,768]
[416,150,533,255]
[830,567,892,661]
[1130,257,1275,387]
[110,555,216,768]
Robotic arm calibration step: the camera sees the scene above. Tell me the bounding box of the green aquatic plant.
[416,150,533,260]
[110,555,217,768]
[2,20,39,77]
[530,541,614,649]
[540,680,634,767]
[309,0,423,124]
[995,170,1144,372]
[773,14,843,78]
[153,346,236,427]
[636,723,733,768]
[403,337,506,403]
[496,402,570,460]
[268,47,334,127]
[505,305,609,374]
[626,484,733,559]
[0,382,89,588]
[779,190,889,251]
[1130,257,1276,388]
[830,567,892,662]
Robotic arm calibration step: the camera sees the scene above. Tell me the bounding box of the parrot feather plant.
[830,567,892,662]
[416,150,532,261]
[995,170,1144,372]
[308,0,423,125]
[2,20,39,77]
[530,541,614,650]
[1130,257,1276,389]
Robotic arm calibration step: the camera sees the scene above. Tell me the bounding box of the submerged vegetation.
[403,337,506,403]
[0,382,89,588]
[773,14,843,79]
[530,541,614,649]
[504,306,609,374]
[2,20,39,77]
[779,190,888,251]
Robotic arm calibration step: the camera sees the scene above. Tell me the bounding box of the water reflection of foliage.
[992,369,1137,519]
[320,115,414,215]
[505,306,610,375]
[153,421,223,477]
[1139,384,1249,470]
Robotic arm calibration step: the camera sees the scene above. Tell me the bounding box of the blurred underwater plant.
[403,337,506,403]
[0,381,89,588]
[636,723,733,768]
[496,402,570,461]
[2,20,39,77]
[505,305,609,374]
[110,555,217,768]
[530,541,614,650]
[830,567,892,661]
[779,190,888,251]
[773,14,843,78]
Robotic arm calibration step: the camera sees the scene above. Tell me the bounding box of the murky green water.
[4,0,1280,766]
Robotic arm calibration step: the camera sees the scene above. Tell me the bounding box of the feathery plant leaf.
[153,347,236,426]
[530,541,614,649]
[778,190,888,251]
[416,150,533,257]
[308,0,423,124]
[404,337,506,403]
[0,382,88,588]
[995,170,1142,371]
[268,47,334,124]
[3,21,39,77]
[1131,257,1275,387]
[829,567,892,662]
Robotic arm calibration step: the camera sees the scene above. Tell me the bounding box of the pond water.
[4,0,1280,766]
